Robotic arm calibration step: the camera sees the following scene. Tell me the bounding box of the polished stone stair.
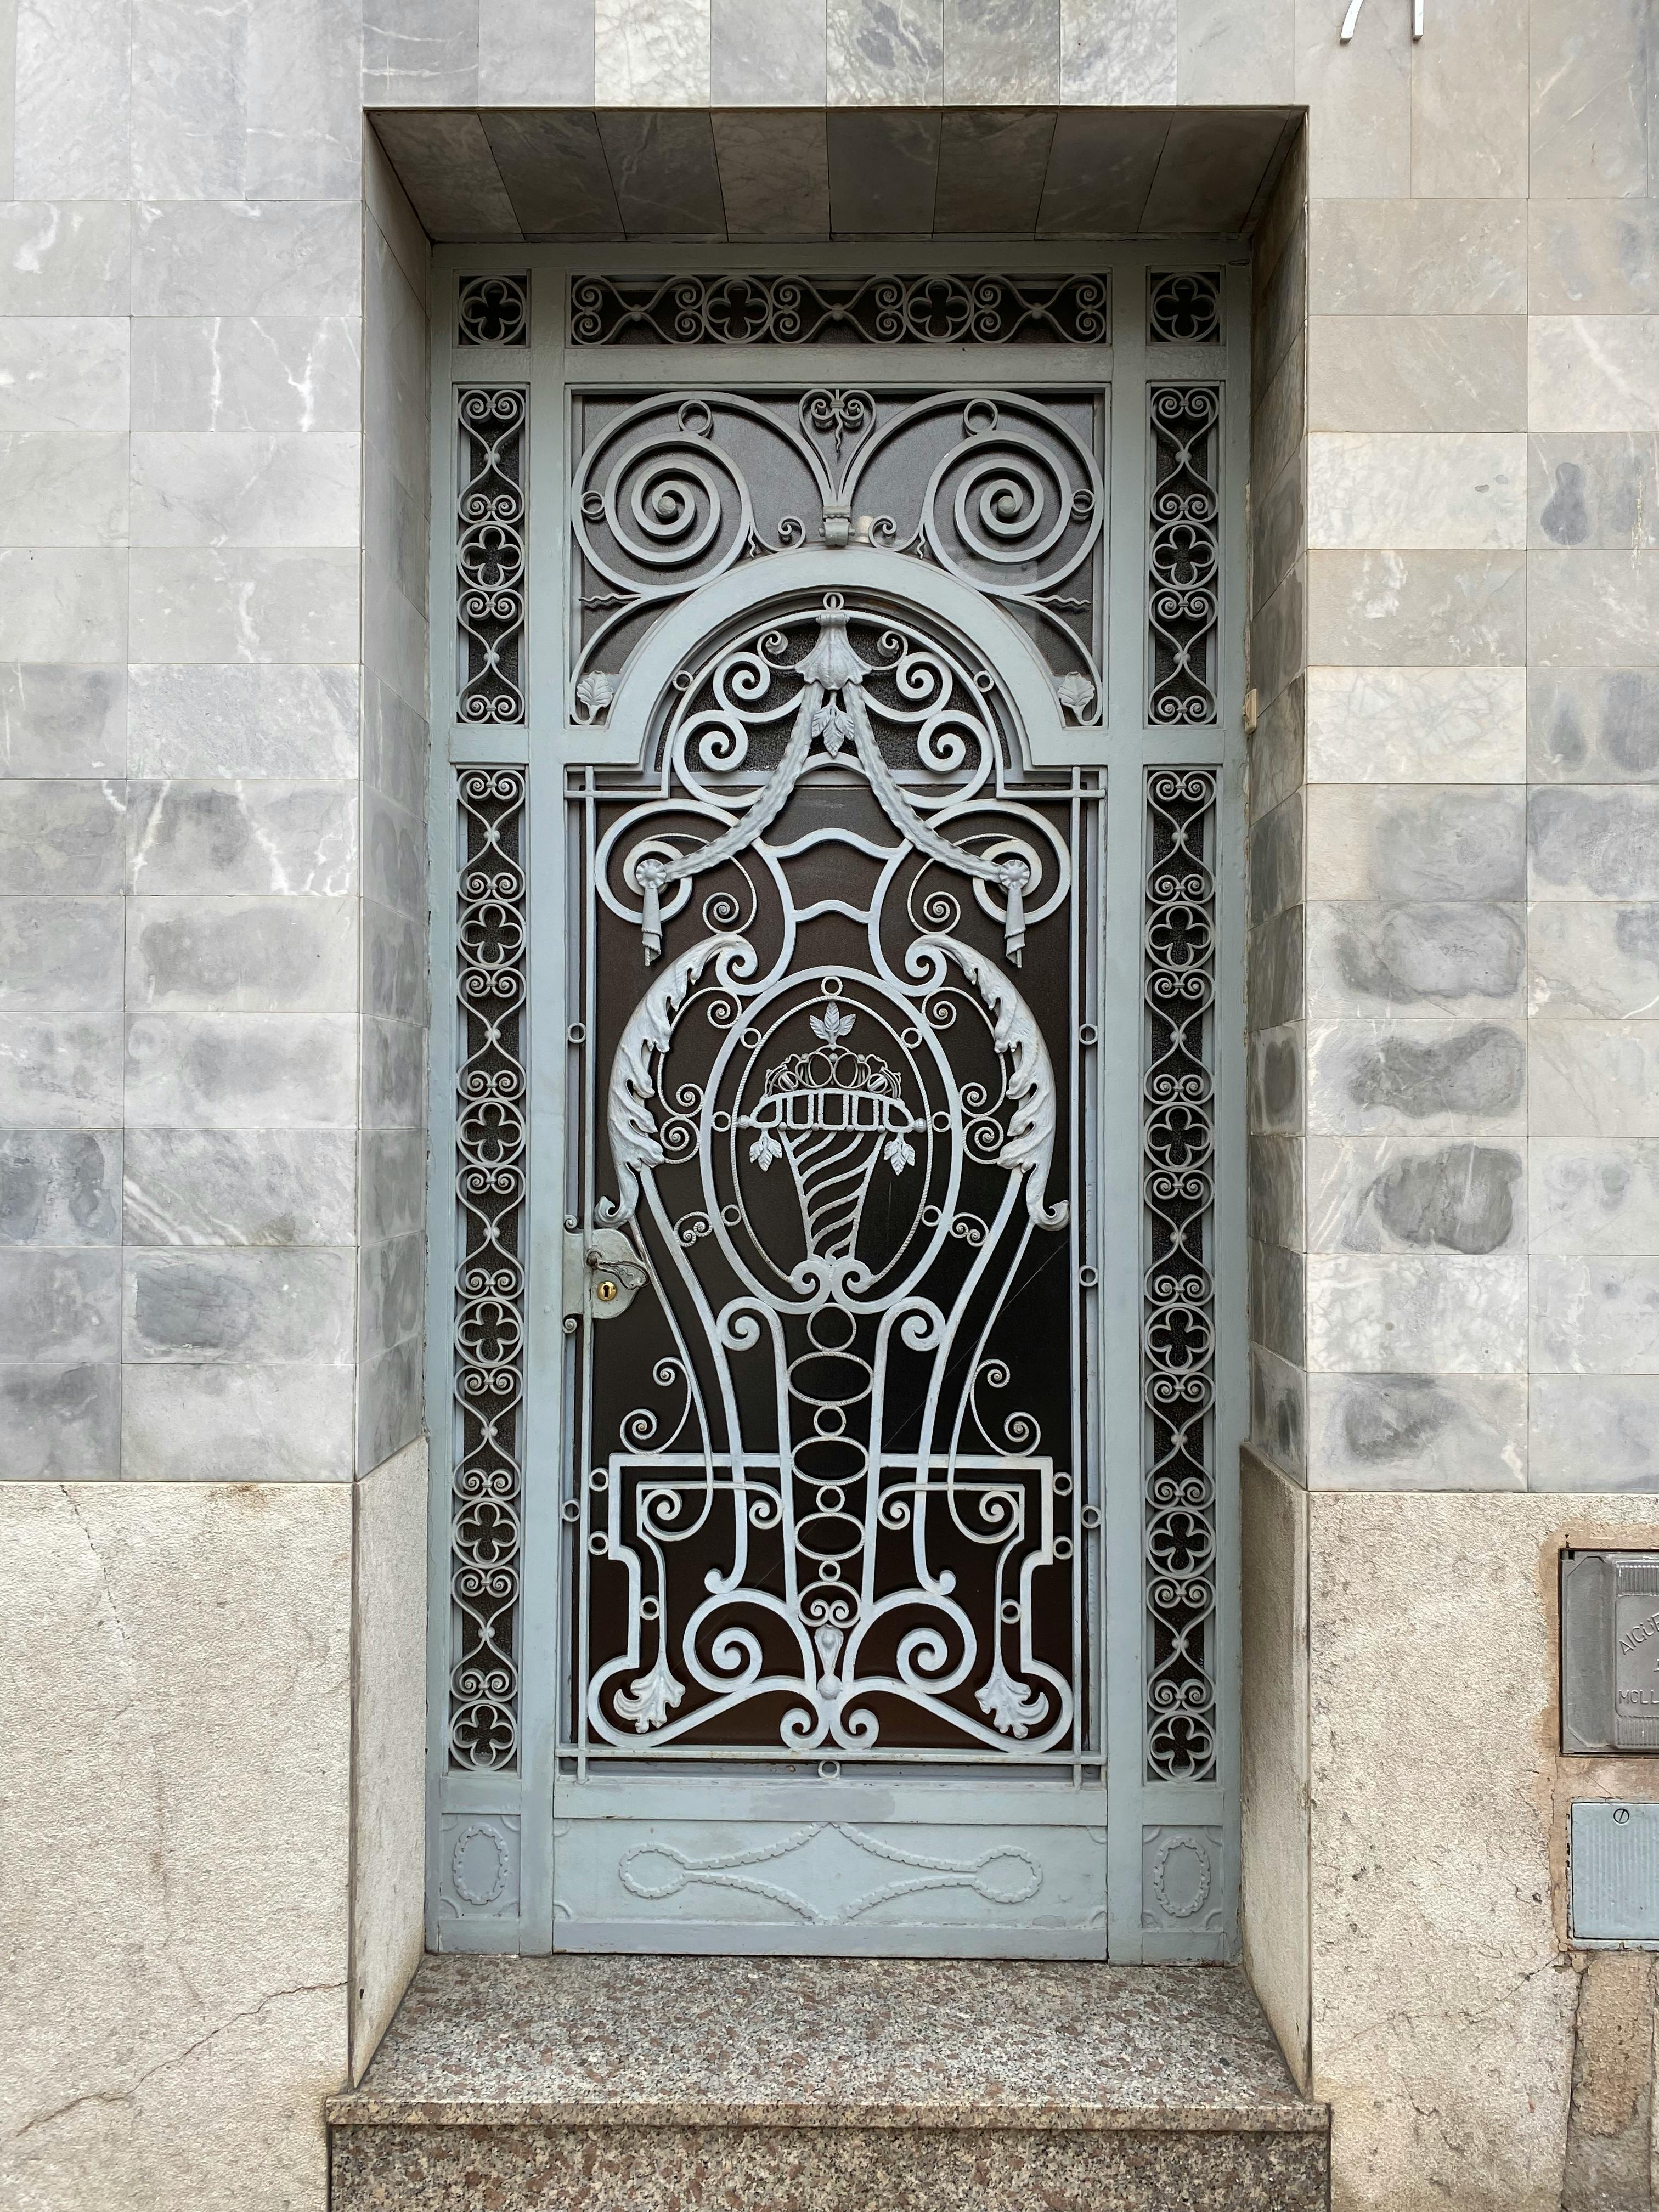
[328,1954,1328,2210]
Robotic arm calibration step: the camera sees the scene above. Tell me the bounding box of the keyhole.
[594,1278,619,1304]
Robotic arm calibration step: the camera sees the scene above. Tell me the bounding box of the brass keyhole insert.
[594,1278,619,1304]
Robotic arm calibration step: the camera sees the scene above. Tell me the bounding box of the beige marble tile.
[1306,1250,1527,1372]
[1306,1369,1527,1488]
[1306,665,1525,785]
[1409,0,1527,199]
[1528,317,1659,435]
[1306,432,1526,552]
[1529,551,1659,666]
[0,1481,351,2211]
[1307,550,1526,667]
[1309,199,1527,315]
[1307,316,1525,435]
[1529,201,1659,317]
[595,0,710,104]
[1530,1021,1659,1136]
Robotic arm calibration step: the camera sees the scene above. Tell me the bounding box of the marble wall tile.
[1306,1370,1527,1489]
[127,896,359,1013]
[1306,901,1526,1018]
[1307,317,1526,436]
[121,1359,356,1479]
[1251,452,1304,616]
[1528,900,1659,1019]
[0,1244,120,1362]
[933,108,1055,235]
[127,781,356,897]
[1528,0,1649,199]
[1307,1018,1528,1135]
[1528,433,1659,551]
[1307,550,1526,666]
[123,1246,353,1364]
[1529,1374,1659,1491]
[1176,0,1289,101]
[124,1012,357,1127]
[1250,1344,1307,1479]
[1252,563,1305,711]
[1410,0,1528,199]
[1306,665,1525,786]
[0,896,123,1011]
[479,110,622,237]
[349,1438,427,2074]
[358,1231,423,1365]
[1529,201,1659,315]
[1142,108,1289,235]
[1528,670,1659,783]
[0,1482,349,2202]
[1306,1252,1528,1373]
[942,0,1059,102]
[357,1333,425,1471]
[133,201,361,320]
[0,431,128,547]
[360,672,425,819]
[0,780,125,893]
[1532,1256,1659,1373]
[595,0,711,105]
[1248,789,1302,924]
[1250,1018,1305,1135]
[711,0,828,101]
[362,788,422,917]
[1250,1233,1305,1363]
[1309,200,1528,316]
[1248,906,1304,1030]
[360,1016,426,1127]
[1530,1021,1659,1136]
[362,0,479,105]
[131,0,248,201]
[0,1362,120,1477]
[712,111,831,239]
[1035,108,1170,234]
[827,0,943,103]
[246,0,362,200]
[14,0,131,199]
[1307,1135,1525,1255]
[1531,1138,1659,1257]
[125,1127,356,1246]
[0,548,127,661]
[0,1128,120,1245]
[0,203,131,317]
[132,319,362,436]
[1249,1131,1305,1249]
[596,110,725,238]
[364,462,427,620]
[1529,318,1659,435]
[128,665,357,781]
[479,0,596,101]
[129,432,360,550]
[827,108,941,235]
[1250,676,1307,822]
[1530,551,1659,665]
[1251,334,1306,509]
[0,1014,122,1127]
[128,546,360,665]
[1528,784,1659,899]
[363,899,424,1027]
[1294,0,1409,199]
[369,111,518,242]
[1304,786,1525,902]
[0,319,128,435]
[1065,0,1175,101]
[1306,432,1526,552]
[0,670,126,779]
[359,1127,425,1245]
[365,130,432,309]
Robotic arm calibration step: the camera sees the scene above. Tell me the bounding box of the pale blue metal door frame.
[424,245,1249,1962]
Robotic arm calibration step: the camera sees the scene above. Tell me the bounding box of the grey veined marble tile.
[1305,787,1525,903]
[0,203,132,319]
[121,1359,356,1481]
[1529,435,1659,553]
[0,1362,120,1479]
[828,0,943,103]
[127,896,359,1013]
[1531,1139,1659,1259]
[1307,1019,1527,1136]
[1308,1136,1525,1256]
[1306,902,1525,1018]
[0,781,126,894]
[0,1129,120,1246]
[128,665,359,781]
[1306,1251,1527,1374]
[943,0,1059,103]
[1307,1371,1526,1491]
[712,111,831,240]
[1530,1023,1659,1138]
[126,780,357,897]
[124,1012,358,1128]
[0,668,127,779]
[1529,672,1659,786]
[1527,902,1659,1021]
[1531,1257,1659,1375]
[1529,786,1659,901]
[124,1128,357,1246]
[0,1246,120,1363]
[1531,1375,1659,1493]
[711,0,828,101]
[123,1246,354,1363]
[0,898,123,1013]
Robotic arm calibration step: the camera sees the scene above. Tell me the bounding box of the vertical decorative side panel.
[457,387,527,725]
[1146,386,1220,727]
[1143,768,1218,1786]
[450,767,528,1770]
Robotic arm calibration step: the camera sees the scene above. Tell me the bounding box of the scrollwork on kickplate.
[449,768,527,1772]
[1143,769,1218,1786]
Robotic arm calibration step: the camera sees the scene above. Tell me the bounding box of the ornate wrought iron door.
[430,255,1245,1961]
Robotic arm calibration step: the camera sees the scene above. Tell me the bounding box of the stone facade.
[0,3,1654,2210]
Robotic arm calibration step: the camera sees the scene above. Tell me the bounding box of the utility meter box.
[1561,1550,1659,1756]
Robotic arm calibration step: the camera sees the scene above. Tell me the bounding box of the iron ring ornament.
[569,386,1104,736]
[570,588,1092,1763]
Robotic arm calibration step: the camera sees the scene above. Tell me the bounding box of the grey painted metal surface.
[426,242,1248,1962]
[1561,1549,1659,1756]
[1569,1802,1659,1947]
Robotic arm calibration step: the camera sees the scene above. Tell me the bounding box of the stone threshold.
[328,1954,1326,2137]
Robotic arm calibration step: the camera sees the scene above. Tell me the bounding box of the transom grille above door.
[428,251,1245,1962]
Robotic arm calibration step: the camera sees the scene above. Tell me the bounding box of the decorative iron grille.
[1147,386,1220,727]
[570,272,1111,348]
[1142,767,1217,1785]
[1148,271,1221,346]
[456,387,527,725]
[449,766,528,1771]
[460,272,529,345]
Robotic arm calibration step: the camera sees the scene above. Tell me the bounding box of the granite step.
[329,1954,1329,2211]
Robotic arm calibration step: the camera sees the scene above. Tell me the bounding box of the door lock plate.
[563,1226,651,1324]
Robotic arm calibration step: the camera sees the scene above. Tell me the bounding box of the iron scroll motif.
[570,386,1104,731]
[569,588,1095,1763]
[1143,768,1218,1785]
[457,387,526,725]
[460,273,529,345]
[450,768,528,1771]
[1148,272,1221,347]
[1147,386,1220,727]
[571,272,1110,348]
